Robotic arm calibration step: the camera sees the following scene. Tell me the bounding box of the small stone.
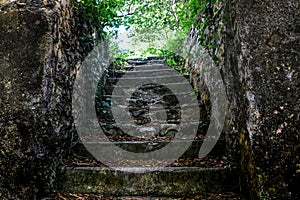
[16,2,26,6]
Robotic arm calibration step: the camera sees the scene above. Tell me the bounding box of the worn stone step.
[126,60,166,65]
[125,58,166,65]
[102,92,199,100]
[110,70,189,79]
[126,56,165,61]
[107,75,189,84]
[96,105,204,120]
[111,102,199,111]
[57,166,239,196]
[99,120,201,127]
[124,64,168,71]
[96,115,202,124]
[44,192,246,200]
[97,101,200,116]
[97,111,199,124]
[97,85,197,96]
[97,117,203,123]
[104,83,196,97]
[106,76,190,87]
[112,82,192,88]
[71,137,226,159]
[95,122,206,138]
[95,121,206,135]
[102,91,195,101]
[146,56,165,60]
[111,70,186,77]
[108,100,201,108]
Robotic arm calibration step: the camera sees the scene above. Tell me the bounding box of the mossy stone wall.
[185,0,300,199]
[223,0,300,199]
[0,0,93,198]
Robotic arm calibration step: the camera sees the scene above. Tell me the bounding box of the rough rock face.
[0,0,92,198]
[185,0,300,199]
[183,1,239,162]
[223,0,300,199]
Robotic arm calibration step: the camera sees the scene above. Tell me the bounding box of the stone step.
[71,137,226,159]
[117,68,174,73]
[126,59,166,65]
[99,120,202,127]
[95,123,206,139]
[112,82,192,88]
[126,56,164,61]
[124,64,168,71]
[57,166,239,196]
[103,83,196,97]
[45,192,245,199]
[103,108,200,121]
[102,92,199,100]
[107,74,189,83]
[97,117,203,123]
[96,114,201,124]
[111,102,199,111]
[97,112,199,124]
[105,76,190,87]
[110,70,188,78]
[97,100,200,117]
[98,104,201,115]
[107,99,201,109]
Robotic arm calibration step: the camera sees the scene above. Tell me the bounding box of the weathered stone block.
[223,0,300,199]
[59,166,239,196]
[184,0,300,199]
[0,0,92,198]
[0,8,49,199]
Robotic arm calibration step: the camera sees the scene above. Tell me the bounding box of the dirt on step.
[45,192,245,200]
[62,154,232,168]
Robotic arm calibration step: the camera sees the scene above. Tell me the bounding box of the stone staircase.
[56,57,242,199]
